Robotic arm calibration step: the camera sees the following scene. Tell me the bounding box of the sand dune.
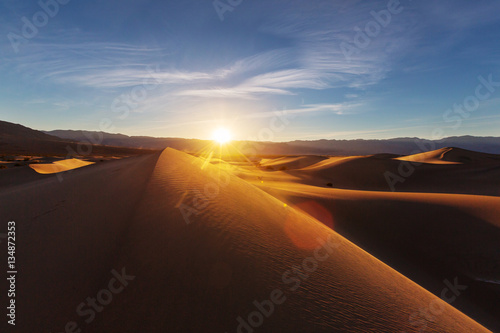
[29,158,94,174]
[243,166,500,331]
[1,148,489,332]
[396,149,460,164]
[396,147,500,164]
[260,155,329,170]
[251,149,500,197]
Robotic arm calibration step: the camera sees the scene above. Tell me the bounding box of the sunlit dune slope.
[396,147,500,164]
[260,155,329,169]
[0,148,489,332]
[29,158,94,174]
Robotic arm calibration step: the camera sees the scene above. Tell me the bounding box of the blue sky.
[1,0,500,141]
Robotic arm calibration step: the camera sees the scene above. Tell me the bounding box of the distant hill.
[286,136,500,155]
[0,120,157,156]
[1,121,63,142]
[45,128,500,155]
[45,129,209,151]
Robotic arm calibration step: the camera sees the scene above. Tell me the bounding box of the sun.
[212,128,232,144]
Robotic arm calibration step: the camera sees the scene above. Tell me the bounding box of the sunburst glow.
[212,128,232,144]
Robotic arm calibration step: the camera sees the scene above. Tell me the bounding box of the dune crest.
[260,155,329,170]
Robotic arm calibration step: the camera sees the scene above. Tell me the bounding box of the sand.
[236,148,500,331]
[259,155,329,170]
[396,147,500,164]
[29,158,95,174]
[0,148,491,332]
[235,148,500,197]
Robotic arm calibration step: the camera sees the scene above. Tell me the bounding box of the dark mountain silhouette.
[0,120,157,156]
[45,128,500,156]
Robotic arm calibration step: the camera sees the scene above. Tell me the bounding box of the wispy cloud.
[53,68,220,88]
[244,102,363,119]
[243,69,330,90]
[177,86,293,99]
[177,69,330,99]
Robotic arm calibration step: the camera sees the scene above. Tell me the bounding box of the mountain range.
[1,120,499,156]
[45,128,500,156]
